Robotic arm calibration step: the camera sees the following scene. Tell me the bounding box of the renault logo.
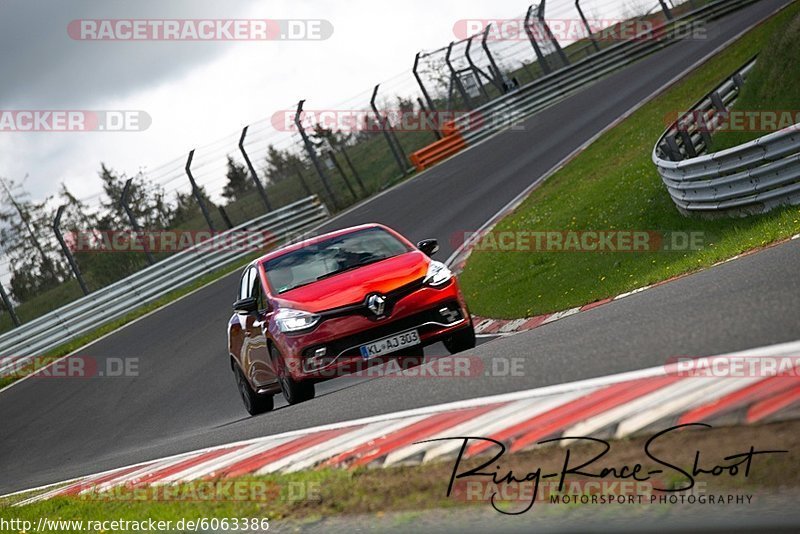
[366,293,387,317]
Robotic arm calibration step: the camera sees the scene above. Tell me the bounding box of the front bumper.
[274,279,470,380]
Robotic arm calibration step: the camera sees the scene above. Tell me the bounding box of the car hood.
[273,251,430,313]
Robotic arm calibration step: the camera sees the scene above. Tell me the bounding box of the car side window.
[252,272,267,311]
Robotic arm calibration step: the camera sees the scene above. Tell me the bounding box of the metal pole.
[575,0,601,53]
[537,1,569,68]
[417,97,442,141]
[464,35,495,97]
[239,126,272,212]
[658,0,674,19]
[292,161,313,197]
[326,150,358,200]
[370,84,408,176]
[481,25,508,90]
[121,178,155,266]
[413,52,439,115]
[184,150,216,232]
[218,205,233,229]
[294,100,341,210]
[524,5,551,75]
[444,42,473,110]
[53,205,89,295]
[332,139,367,195]
[0,280,21,327]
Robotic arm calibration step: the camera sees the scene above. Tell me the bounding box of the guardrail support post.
[371,84,409,176]
[575,0,601,53]
[0,280,21,327]
[53,205,90,296]
[524,5,551,75]
[185,150,217,232]
[239,126,272,212]
[121,178,156,266]
[294,100,341,210]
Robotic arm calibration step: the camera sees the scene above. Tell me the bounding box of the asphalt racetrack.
[0,0,796,495]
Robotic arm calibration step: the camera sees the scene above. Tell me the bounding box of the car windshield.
[264,227,412,294]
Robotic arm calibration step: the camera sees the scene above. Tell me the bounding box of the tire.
[271,345,315,405]
[443,323,476,354]
[234,365,274,416]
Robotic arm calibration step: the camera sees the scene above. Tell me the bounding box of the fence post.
[659,0,674,19]
[53,205,90,296]
[185,149,217,232]
[239,126,272,212]
[294,100,341,211]
[331,139,367,195]
[121,178,156,266]
[218,205,234,229]
[481,25,509,91]
[370,84,409,177]
[413,52,439,116]
[0,280,21,327]
[575,0,601,53]
[292,161,313,197]
[464,35,496,97]
[326,151,358,200]
[445,41,474,110]
[524,5,551,75]
[537,1,569,68]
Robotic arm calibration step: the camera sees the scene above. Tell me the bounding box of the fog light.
[304,347,327,372]
[439,306,462,323]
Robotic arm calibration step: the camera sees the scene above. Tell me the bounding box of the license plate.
[359,329,420,359]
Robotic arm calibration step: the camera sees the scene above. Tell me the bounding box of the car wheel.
[270,345,315,405]
[396,343,425,370]
[443,323,476,354]
[234,365,274,416]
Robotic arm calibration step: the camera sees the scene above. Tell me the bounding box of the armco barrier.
[430,0,759,151]
[652,58,800,216]
[0,196,329,375]
[409,132,467,171]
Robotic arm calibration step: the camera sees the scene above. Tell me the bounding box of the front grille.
[302,301,463,360]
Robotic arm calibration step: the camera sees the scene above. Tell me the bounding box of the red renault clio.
[227,223,475,415]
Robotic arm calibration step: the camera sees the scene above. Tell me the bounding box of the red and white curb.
[6,339,800,507]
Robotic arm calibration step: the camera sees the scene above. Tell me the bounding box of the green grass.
[459,2,800,319]
[710,9,800,151]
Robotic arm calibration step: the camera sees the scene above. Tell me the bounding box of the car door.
[237,265,274,387]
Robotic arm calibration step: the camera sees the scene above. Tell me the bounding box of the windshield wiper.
[316,257,385,281]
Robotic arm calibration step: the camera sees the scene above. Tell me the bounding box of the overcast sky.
[0,0,633,204]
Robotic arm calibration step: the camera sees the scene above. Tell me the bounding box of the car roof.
[252,223,393,266]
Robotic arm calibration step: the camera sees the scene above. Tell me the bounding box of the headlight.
[424,260,453,287]
[275,308,321,332]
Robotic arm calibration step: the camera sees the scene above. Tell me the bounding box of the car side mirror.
[233,297,258,314]
[417,239,439,257]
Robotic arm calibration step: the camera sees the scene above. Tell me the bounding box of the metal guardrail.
[449,0,759,146]
[653,58,800,215]
[0,196,329,374]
